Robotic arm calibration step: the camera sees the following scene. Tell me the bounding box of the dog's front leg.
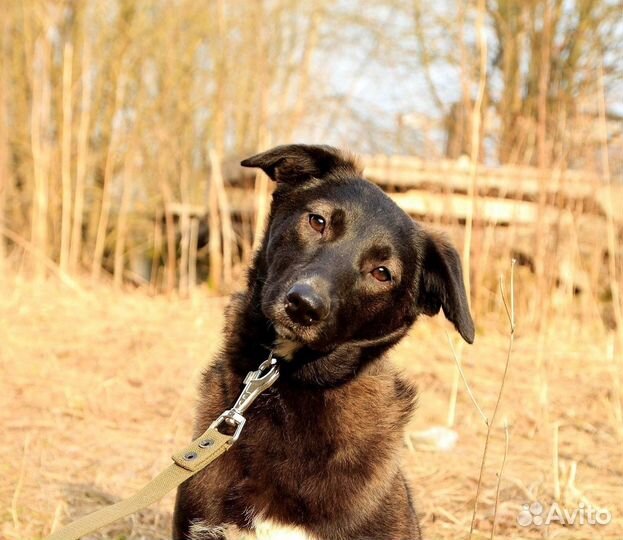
[173,480,228,540]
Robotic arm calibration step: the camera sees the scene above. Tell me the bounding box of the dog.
[173,144,474,540]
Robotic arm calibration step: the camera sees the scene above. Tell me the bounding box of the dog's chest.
[252,518,317,540]
[236,377,406,508]
[188,520,316,540]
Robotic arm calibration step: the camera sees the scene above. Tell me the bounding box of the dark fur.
[173,145,474,540]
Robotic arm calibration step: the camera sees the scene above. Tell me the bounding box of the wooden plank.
[166,171,621,227]
[362,154,602,183]
[388,190,558,225]
[363,156,622,222]
[165,202,207,217]
[165,189,258,218]
[361,155,603,199]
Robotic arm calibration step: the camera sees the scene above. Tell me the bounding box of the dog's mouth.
[273,322,298,341]
[271,316,319,345]
[268,307,335,354]
[271,323,304,361]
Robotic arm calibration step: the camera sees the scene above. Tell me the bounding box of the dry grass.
[1,276,622,540]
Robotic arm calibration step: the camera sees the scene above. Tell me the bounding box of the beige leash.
[47,355,280,540]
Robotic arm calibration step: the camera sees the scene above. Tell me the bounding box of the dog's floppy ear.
[240,144,359,185]
[417,231,475,344]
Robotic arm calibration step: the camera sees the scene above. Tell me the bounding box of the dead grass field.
[1,277,621,540]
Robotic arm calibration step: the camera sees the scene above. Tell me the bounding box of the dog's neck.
[224,284,408,388]
[273,335,304,361]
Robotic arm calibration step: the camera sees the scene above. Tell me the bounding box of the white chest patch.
[253,518,315,540]
[187,519,316,540]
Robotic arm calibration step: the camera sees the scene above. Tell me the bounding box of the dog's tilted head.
[241,144,474,367]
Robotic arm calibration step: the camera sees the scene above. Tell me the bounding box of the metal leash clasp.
[210,353,280,442]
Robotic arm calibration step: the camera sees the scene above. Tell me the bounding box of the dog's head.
[242,144,474,358]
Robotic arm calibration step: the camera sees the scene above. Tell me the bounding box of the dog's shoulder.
[223,291,249,327]
[386,365,419,424]
[361,360,417,399]
[326,363,417,442]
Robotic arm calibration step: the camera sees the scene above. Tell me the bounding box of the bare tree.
[0,0,619,304]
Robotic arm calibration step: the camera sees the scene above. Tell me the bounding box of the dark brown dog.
[173,145,474,540]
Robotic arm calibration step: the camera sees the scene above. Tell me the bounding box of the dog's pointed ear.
[240,144,359,185]
[417,231,475,344]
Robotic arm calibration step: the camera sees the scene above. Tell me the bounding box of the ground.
[1,277,621,540]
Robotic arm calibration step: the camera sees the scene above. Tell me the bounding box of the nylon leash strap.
[47,355,280,540]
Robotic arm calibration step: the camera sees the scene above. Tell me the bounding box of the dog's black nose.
[285,283,329,326]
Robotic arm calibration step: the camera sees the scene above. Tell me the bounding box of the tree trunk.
[210,149,233,286]
[0,16,9,277]
[69,38,92,273]
[91,67,127,280]
[113,151,133,289]
[60,42,73,273]
[30,37,52,281]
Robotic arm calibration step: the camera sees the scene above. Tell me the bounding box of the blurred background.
[0,1,622,539]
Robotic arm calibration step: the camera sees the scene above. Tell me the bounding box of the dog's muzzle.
[284,282,330,326]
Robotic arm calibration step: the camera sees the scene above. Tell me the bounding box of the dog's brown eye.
[309,214,326,234]
[371,267,391,282]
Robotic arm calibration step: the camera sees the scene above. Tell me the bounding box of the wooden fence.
[162,155,620,295]
[360,155,620,225]
[168,155,620,228]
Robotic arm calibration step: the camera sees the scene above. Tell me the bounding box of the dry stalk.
[50,502,65,535]
[207,156,222,290]
[113,150,134,289]
[189,217,199,295]
[252,131,271,252]
[533,1,553,331]
[490,421,509,539]
[0,225,85,295]
[209,148,234,287]
[10,434,29,531]
[59,41,73,273]
[535,323,550,425]
[552,421,561,501]
[91,64,128,280]
[69,38,92,273]
[284,4,323,140]
[468,259,516,539]
[447,352,460,427]
[0,17,8,277]
[597,62,623,350]
[160,181,177,294]
[446,334,487,425]
[178,166,191,296]
[461,0,487,303]
[608,335,623,431]
[30,36,52,280]
[150,211,164,295]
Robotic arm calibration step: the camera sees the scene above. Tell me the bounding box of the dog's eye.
[371,266,391,282]
[308,214,326,234]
